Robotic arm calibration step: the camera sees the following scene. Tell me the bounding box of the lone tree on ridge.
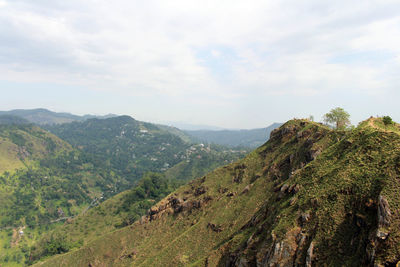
[323,107,351,130]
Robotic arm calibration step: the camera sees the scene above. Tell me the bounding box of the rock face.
[378,195,391,227]
[258,228,302,267]
[367,195,393,265]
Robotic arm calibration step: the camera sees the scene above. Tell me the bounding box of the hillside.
[0,109,116,125]
[27,146,247,264]
[45,116,248,187]
[185,123,282,148]
[0,116,248,267]
[0,122,71,174]
[34,117,400,266]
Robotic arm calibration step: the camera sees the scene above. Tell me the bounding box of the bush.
[382,116,393,126]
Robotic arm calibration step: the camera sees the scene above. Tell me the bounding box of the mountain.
[0,115,30,125]
[0,116,248,266]
[164,122,226,131]
[44,116,246,187]
[184,122,282,148]
[0,109,117,125]
[34,117,400,266]
[0,122,71,174]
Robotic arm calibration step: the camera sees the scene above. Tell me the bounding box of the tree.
[323,107,351,130]
[382,116,393,126]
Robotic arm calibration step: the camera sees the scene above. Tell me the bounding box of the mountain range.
[0,112,248,266]
[0,109,117,125]
[1,108,399,267]
[30,117,400,266]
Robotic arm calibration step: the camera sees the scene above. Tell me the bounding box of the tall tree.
[323,107,351,130]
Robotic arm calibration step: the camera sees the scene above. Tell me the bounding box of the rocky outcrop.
[233,164,246,183]
[305,241,314,267]
[257,228,303,267]
[378,195,391,227]
[367,195,393,265]
[147,194,212,221]
[207,223,222,233]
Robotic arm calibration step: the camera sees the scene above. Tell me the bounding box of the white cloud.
[1,0,400,127]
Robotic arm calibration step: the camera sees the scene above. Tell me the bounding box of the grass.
[34,118,400,266]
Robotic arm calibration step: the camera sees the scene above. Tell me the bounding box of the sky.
[0,0,400,129]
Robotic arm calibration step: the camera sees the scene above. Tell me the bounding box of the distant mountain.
[0,115,30,125]
[185,122,282,148]
[35,118,400,267]
[0,108,117,125]
[165,121,226,131]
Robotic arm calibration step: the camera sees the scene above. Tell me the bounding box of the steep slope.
[28,145,247,264]
[0,122,71,174]
[185,123,282,148]
[34,118,400,267]
[0,108,116,125]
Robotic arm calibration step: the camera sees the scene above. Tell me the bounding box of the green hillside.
[45,116,248,187]
[34,117,400,267]
[27,145,247,264]
[0,123,71,174]
[0,116,247,267]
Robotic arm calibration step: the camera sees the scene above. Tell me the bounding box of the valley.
[0,111,259,266]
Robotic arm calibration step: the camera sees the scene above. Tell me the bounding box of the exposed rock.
[194,186,207,196]
[149,206,159,215]
[233,164,246,183]
[207,223,222,232]
[306,241,314,267]
[299,212,311,225]
[288,184,297,194]
[280,184,289,193]
[293,184,301,194]
[258,227,301,267]
[181,199,202,211]
[289,197,297,206]
[305,148,322,162]
[378,195,391,227]
[218,187,228,194]
[294,233,308,266]
[376,230,389,240]
[270,124,300,141]
[241,185,252,195]
[226,192,236,197]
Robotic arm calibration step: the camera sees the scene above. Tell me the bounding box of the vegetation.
[383,115,393,126]
[323,107,351,130]
[0,115,247,266]
[34,118,400,267]
[0,115,30,125]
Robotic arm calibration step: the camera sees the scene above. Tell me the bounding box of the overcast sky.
[1,0,399,128]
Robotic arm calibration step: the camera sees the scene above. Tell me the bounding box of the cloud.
[1,0,400,127]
